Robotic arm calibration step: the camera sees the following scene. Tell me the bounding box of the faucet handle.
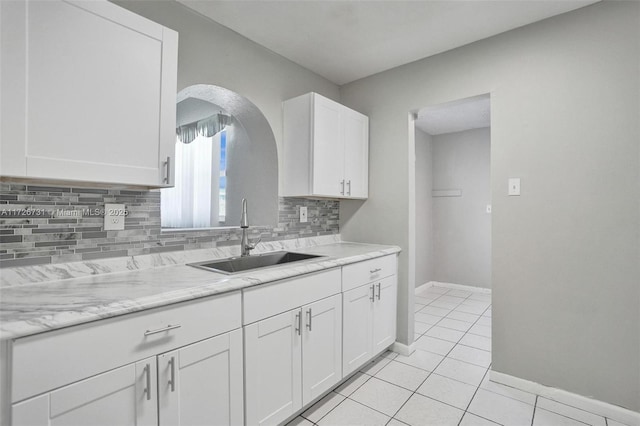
[246,237,262,252]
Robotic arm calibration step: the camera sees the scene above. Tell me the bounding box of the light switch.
[300,206,308,223]
[104,203,126,230]
[508,178,521,196]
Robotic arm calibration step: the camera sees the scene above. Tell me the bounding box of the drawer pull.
[306,308,312,331]
[295,312,301,335]
[370,268,382,274]
[168,356,176,392]
[370,284,375,302]
[144,324,182,336]
[164,156,171,184]
[144,363,151,401]
[377,282,381,300]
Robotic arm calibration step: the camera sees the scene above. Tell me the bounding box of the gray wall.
[414,128,433,287]
[432,128,491,288]
[112,0,340,194]
[340,1,639,411]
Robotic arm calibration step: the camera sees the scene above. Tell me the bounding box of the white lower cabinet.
[342,284,375,376]
[8,292,244,426]
[244,309,302,426]
[301,295,343,405]
[6,254,400,426]
[244,294,342,426]
[12,330,243,426]
[343,275,398,377]
[372,276,398,353]
[157,330,244,426]
[13,357,157,426]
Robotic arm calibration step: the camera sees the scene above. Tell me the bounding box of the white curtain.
[161,133,221,228]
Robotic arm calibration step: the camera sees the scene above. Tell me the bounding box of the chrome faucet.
[240,198,260,257]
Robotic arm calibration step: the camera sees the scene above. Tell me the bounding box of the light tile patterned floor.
[286,285,633,426]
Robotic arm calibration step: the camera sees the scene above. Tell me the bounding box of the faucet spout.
[240,198,260,256]
[240,198,249,228]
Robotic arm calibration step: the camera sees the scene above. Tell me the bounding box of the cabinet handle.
[295,311,301,335]
[377,283,381,300]
[144,363,151,401]
[370,284,375,302]
[340,180,345,195]
[347,180,352,196]
[168,356,176,392]
[306,308,312,331]
[144,324,181,336]
[370,268,382,274]
[163,156,171,184]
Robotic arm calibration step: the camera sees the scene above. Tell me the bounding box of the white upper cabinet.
[0,0,178,187]
[282,92,369,199]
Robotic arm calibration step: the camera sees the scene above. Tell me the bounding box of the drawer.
[11,291,241,403]
[342,254,397,292]
[243,268,341,324]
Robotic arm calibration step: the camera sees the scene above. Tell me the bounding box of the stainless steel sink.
[188,251,324,275]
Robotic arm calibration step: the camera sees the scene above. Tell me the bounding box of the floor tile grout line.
[384,416,410,426]
[457,366,491,426]
[538,395,617,422]
[419,294,552,414]
[343,393,405,421]
[302,391,346,424]
[321,351,431,423]
[420,303,487,335]
[312,288,490,426]
[383,326,467,424]
[302,369,376,425]
[535,403,605,426]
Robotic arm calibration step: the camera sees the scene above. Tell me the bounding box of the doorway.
[413,94,491,291]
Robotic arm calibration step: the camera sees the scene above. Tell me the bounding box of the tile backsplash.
[0,182,339,268]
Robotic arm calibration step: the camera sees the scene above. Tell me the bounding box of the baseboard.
[415,282,433,294]
[391,341,416,357]
[418,281,492,294]
[490,370,640,426]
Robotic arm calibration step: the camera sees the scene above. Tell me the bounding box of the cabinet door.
[245,309,302,426]
[312,94,345,197]
[342,109,369,199]
[12,358,157,426]
[0,0,177,186]
[158,329,244,426]
[301,294,342,405]
[342,284,374,377]
[372,276,398,354]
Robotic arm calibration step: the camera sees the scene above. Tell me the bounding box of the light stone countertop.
[0,240,400,340]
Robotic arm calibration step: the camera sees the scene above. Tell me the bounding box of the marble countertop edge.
[0,241,400,341]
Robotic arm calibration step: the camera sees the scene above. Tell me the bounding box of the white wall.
[432,128,491,288]
[340,1,639,411]
[414,128,433,287]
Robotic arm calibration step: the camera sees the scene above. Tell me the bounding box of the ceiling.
[415,94,490,136]
[177,0,599,85]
